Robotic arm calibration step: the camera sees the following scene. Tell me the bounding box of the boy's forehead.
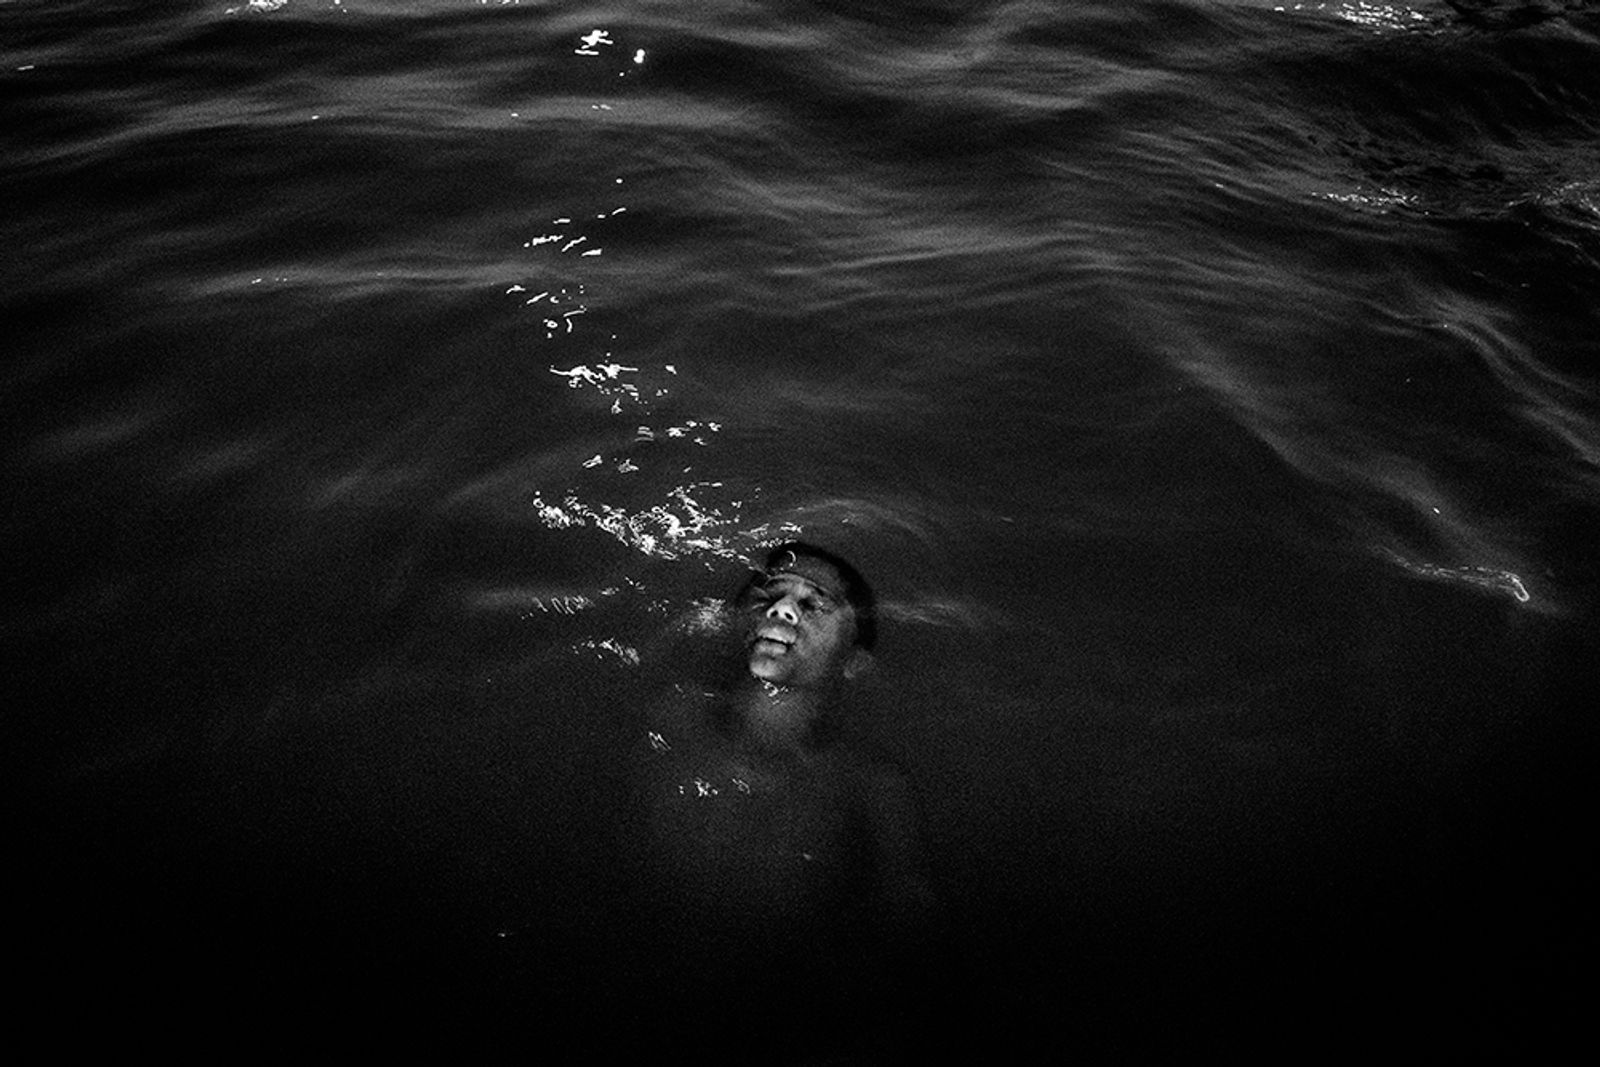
[761,554,847,601]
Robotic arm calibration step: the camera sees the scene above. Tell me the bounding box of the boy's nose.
[767,596,800,625]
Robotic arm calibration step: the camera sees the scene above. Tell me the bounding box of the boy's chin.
[746,656,787,683]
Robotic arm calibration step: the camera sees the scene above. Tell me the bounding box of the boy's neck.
[734,678,825,756]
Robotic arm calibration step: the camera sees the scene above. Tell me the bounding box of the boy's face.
[738,559,860,689]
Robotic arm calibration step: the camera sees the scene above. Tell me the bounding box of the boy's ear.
[842,648,875,682]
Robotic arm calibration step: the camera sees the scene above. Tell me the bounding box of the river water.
[7,0,1596,1059]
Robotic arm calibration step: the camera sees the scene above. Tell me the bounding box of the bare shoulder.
[630,685,723,785]
[641,682,717,734]
[810,747,924,845]
[825,745,914,799]
[832,747,939,920]
[858,756,922,836]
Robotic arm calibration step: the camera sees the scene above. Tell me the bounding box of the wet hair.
[740,540,878,651]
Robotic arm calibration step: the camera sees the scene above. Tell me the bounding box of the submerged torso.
[631,689,874,963]
[609,682,929,1058]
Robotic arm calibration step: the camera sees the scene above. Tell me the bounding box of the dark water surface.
[7,0,1597,1059]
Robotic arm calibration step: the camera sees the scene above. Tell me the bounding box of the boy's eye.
[740,581,839,615]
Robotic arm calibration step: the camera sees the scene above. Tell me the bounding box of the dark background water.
[6,0,1596,1059]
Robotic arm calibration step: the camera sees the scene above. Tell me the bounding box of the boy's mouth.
[750,626,795,655]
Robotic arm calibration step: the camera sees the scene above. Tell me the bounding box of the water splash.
[1270,1,1444,34]
[528,482,754,562]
